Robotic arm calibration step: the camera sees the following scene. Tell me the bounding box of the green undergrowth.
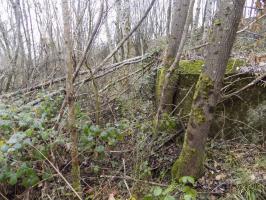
[143,176,197,200]
[0,94,131,196]
[0,95,63,188]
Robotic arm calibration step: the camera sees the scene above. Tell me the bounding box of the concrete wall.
[176,74,266,138]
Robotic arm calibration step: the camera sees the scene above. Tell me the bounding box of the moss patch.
[179,60,204,74]
[155,67,166,105]
[175,73,266,138]
[193,74,214,102]
[226,59,245,73]
[179,59,245,74]
[172,137,205,180]
[191,107,206,124]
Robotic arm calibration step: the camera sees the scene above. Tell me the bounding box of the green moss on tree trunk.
[171,73,214,180]
[155,67,167,106]
[171,135,205,180]
[193,74,215,101]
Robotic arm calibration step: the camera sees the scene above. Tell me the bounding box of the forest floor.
[88,138,266,200]
[0,86,265,200]
[0,63,266,200]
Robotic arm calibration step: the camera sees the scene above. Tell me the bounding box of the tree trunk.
[10,0,27,87]
[115,0,124,61]
[202,0,213,44]
[122,0,131,59]
[156,0,195,122]
[166,0,172,36]
[172,0,245,180]
[105,2,117,63]
[61,0,81,194]
[155,0,191,112]
[190,0,202,45]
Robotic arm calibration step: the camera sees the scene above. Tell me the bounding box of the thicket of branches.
[0,0,265,199]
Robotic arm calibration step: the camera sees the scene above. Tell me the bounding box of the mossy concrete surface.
[179,59,245,74]
[176,73,266,137]
[156,59,245,105]
[154,59,264,137]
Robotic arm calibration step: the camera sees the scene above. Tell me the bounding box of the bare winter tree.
[172,0,246,180]
[61,0,81,193]
[155,0,191,116]
[122,0,131,59]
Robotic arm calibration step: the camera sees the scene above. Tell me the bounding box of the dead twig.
[100,175,168,187]
[237,13,266,34]
[0,192,9,200]
[92,0,157,75]
[122,159,132,198]
[29,144,83,200]
[1,54,151,100]
[222,73,266,99]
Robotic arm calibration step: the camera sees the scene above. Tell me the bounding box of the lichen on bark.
[191,107,206,124]
[155,56,178,107]
[155,67,166,105]
[193,73,214,101]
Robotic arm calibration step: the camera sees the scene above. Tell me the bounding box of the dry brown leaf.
[215,174,226,181]
[250,174,256,181]
[108,193,116,200]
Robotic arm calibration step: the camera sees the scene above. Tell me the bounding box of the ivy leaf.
[153,186,163,196]
[106,127,117,136]
[13,143,22,150]
[90,125,101,135]
[82,125,90,135]
[95,145,105,153]
[100,131,108,141]
[143,195,153,200]
[25,129,34,137]
[22,174,40,188]
[164,195,176,200]
[183,186,197,200]
[0,120,13,130]
[8,173,18,185]
[0,144,9,153]
[87,136,94,142]
[184,194,194,200]
[7,132,26,144]
[179,176,195,185]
